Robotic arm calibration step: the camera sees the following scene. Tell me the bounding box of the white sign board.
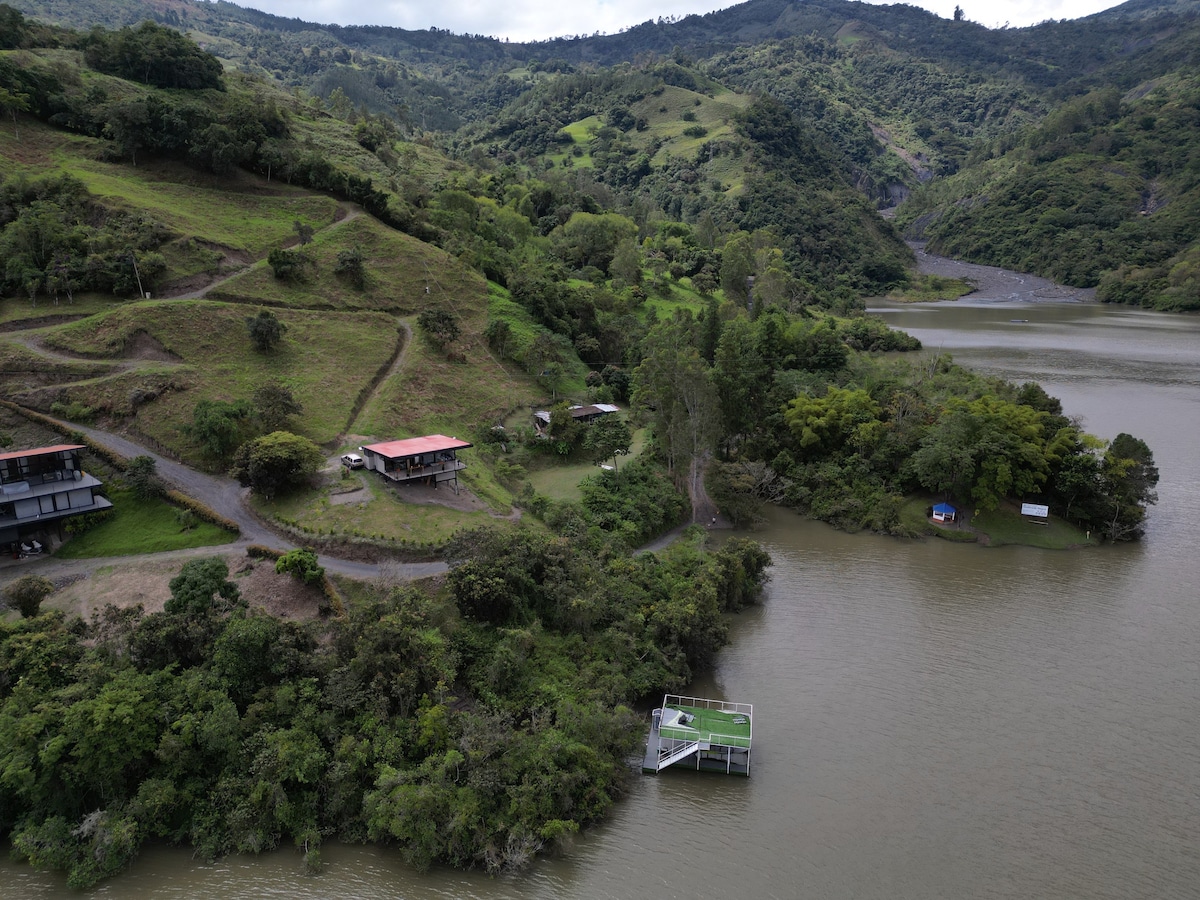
[1021,503,1049,518]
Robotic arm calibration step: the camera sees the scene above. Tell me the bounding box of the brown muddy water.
[5,263,1200,898]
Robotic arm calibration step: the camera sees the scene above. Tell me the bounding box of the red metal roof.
[362,434,472,459]
[0,444,86,462]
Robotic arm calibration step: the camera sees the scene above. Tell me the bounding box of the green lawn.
[972,506,1095,549]
[54,490,236,558]
[906,497,1095,548]
[526,426,647,501]
[255,473,501,546]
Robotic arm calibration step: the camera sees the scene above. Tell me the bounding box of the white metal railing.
[658,739,701,769]
[661,694,753,747]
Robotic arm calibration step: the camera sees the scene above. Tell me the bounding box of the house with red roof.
[359,434,472,490]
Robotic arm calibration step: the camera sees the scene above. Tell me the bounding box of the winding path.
[4,416,447,588]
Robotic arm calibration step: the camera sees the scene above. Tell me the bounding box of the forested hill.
[6,0,1200,309]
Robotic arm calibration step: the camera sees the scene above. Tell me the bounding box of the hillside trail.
[170,204,363,300]
[637,452,727,555]
[337,319,412,445]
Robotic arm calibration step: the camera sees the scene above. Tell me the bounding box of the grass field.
[35,301,400,454]
[54,490,236,558]
[526,426,648,501]
[208,214,481,313]
[255,471,501,545]
[905,497,1094,548]
[972,506,1094,549]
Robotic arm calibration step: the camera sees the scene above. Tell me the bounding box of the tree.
[908,396,1055,511]
[125,455,163,499]
[230,431,324,499]
[334,246,367,289]
[633,319,720,504]
[553,212,638,274]
[246,309,287,352]
[609,238,643,288]
[252,382,303,432]
[953,5,965,20]
[1100,433,1159,540]
[3,574,54,618]
[165,558,240,617]
[267,247,313,282]
[0,86,30,139]
[293,220,314,245]
[416,308,460,350]
[785,386,882,458]
[585,415,633,481]
[186,398,252,459]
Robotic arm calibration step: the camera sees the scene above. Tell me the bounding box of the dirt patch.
[0,314,90,333]
[389,480,494,514]
[42,551,325,623]
[49,558,181,620]
[330,486,371,505]
[233,557,326,620]
[124,330,182,362]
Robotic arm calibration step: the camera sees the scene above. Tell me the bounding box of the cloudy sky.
[234,0,1129,42]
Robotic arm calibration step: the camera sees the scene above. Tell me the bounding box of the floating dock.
[642,694,752,776]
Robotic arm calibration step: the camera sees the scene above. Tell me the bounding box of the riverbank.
[902,242,1098,303]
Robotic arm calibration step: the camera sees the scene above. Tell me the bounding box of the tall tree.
[585,415,633,480]
[633,319,719,511]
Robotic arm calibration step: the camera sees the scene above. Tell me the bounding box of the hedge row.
[271,514,445,558]
[245,544,284,561]
[163,489,240,535]
[2,401,239,536]
[1,401,131,470]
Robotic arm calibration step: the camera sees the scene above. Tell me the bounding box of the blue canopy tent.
[932,502,957,523]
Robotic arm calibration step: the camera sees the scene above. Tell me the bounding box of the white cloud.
[234,0,1127,43]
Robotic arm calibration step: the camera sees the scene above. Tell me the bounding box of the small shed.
[932,502,957,523]
[533,403,620,432]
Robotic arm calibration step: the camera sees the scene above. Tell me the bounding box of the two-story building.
[1,444,112,551]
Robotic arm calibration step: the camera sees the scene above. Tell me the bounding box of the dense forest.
[0,533,770,886]
[0,0,1178,885]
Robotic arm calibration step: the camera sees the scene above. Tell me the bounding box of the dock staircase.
[642,695,753,776]
[657,739,704,770]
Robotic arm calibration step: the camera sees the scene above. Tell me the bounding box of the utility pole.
[130,251,145,299]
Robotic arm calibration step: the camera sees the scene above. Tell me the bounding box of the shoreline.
[907,242,1098,303]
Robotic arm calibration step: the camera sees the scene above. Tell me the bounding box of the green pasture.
[209,214,480,313]
[40,300,399,454]
[525,425,648,501]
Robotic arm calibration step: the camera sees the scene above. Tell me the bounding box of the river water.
[5,270,1200,898]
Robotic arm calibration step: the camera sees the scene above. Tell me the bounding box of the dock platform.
[642,694,752,776]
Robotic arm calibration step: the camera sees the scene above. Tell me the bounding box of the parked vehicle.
[341,453,365,469]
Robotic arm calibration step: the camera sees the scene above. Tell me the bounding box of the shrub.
[49,400,95,423]
[245,309,287,352]
[276,548,324,585]
[3,574,55,617]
